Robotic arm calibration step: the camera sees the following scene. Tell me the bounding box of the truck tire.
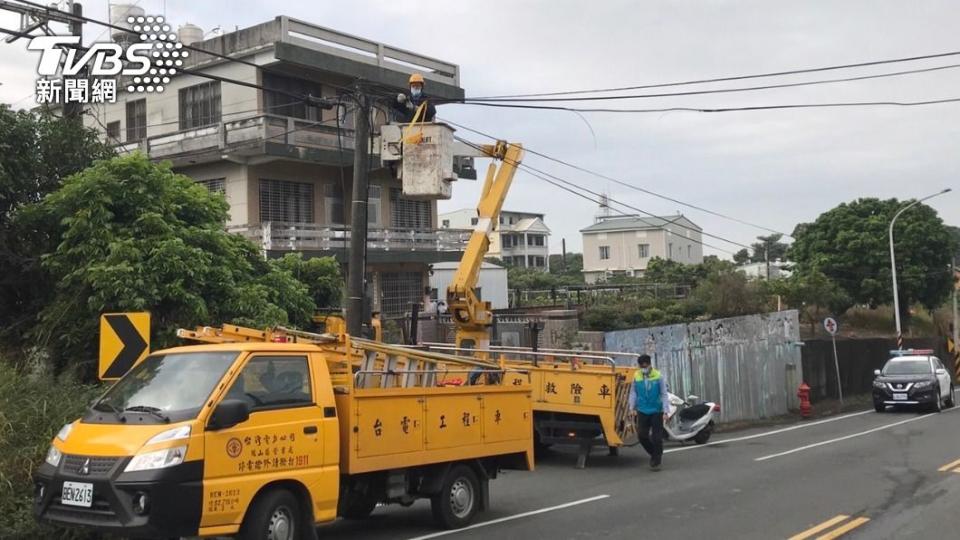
[431,464,480,529]
[239,488,301,540]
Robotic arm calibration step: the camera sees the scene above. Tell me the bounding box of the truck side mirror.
[208,399,250,430]
[873,369,881,376]
[936,368,947,376]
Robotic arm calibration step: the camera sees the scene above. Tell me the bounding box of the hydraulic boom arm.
[447,141,524,350]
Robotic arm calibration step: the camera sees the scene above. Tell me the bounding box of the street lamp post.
[889,188,952,348]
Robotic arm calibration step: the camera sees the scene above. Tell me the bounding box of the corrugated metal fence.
[604,310,803,423]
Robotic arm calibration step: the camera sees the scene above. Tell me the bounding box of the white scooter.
[663,393,720,444]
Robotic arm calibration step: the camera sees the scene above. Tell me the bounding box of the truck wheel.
[341,496,377,519]
[431,465,480,529]
[239,488,300,540]
[946,385,955,408]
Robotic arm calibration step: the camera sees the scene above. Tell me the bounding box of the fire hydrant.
[797,382,812,418]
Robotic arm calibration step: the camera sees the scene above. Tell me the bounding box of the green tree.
[549,252,584,283]
[749,233,789,263]
[32,154,317,378]
[770,270,852,333]
[0,107,114,341]
[271,253,343,308]
[688,270,766,318]
[733,248,751,265]
[789,198,955,328]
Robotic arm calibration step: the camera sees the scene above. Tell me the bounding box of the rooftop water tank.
[177,23,204,46]
[109,4,145,44]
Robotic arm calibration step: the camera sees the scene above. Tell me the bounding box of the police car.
[872,349,955,412]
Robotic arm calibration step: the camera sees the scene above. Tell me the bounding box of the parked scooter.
[663,393,720,444]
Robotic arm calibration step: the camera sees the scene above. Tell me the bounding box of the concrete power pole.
[346,87,371,337]
[63,2,85,120]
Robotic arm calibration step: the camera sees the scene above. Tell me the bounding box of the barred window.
[125,99,146,142]
[259,179,313,223]
[106,121,120,141]
[390,188,431,229]
[197,178,226,194]
[263,72,324,121]
[179,81,221,130]
[368,184,381,226]
[380,271,423,317]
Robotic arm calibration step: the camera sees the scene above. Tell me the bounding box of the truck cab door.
[200,354,324,530]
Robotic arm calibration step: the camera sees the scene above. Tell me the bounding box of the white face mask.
[641,366,652,375]
[410,86,422,98]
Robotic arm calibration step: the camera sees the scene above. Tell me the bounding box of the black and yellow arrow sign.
[99,312,150,381]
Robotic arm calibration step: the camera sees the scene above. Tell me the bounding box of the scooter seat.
[679,403,710,421]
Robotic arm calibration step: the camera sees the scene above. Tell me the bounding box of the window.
[599,246,610,260]
[527,235,544,247]
[263,72,324,121]
[512,256,526,267]
[324,183,344,225]
[197,178,225,194]
[368,184,381,226]
[687,245,692,259]
[390,188,431,229]
[106,121,120,141]
[125,98,146,142]
[669,243,674,258]
[502,235,512,248]
[259,179,314,223]
[224,356,313,410]
[528,255,545,267]
[179,81,221,129]
[380,271,423,317]
[442,219,450,228]
[638,243,650,258]
[470,217,478,226]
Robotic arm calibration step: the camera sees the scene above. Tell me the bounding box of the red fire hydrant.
[797,383,812,418]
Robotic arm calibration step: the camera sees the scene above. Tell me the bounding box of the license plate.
[61,481,93,507]
[893,393,908,401]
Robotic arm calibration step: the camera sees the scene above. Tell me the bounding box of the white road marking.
[404,495,610,540]
[663,409,874,454]
[755,406,960,461]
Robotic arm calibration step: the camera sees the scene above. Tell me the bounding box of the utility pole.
[346,86,371,337]
[561,238,567,272]
[63,2,84,119]
[953,257,958,353]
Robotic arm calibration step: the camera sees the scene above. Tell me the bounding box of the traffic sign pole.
[824,317,843,407]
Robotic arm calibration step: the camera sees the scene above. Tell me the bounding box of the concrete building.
[580,214,703,283]
[440,208,551,270]
[738,261,792,280]
[75,16,468,317]
[428,261,508,310]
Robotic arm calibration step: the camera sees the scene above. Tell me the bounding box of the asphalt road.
[318,391,960,540]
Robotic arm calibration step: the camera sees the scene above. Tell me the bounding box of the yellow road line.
[788,515,850,540]
[816,516,870,540]
[938,457,960,471]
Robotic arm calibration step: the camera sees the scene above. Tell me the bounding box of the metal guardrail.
[230,222,472,252]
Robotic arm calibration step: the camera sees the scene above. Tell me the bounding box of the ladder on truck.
[176,324,523,391]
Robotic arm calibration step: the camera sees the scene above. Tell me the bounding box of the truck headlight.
[56,423,74,442]
[914,380,933,389]
[873,380,886,388]
[45,445,62,467]
[124,446,186,472]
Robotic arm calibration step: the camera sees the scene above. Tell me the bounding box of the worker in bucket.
[393,73,437,123]
[628,354,670,470]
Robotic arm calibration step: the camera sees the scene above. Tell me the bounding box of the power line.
[471,49,960,100]
[453,135,746,254]
[452,97,960,114]
[439,117,792,238]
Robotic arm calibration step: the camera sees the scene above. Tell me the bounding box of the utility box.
[381,123,457,200]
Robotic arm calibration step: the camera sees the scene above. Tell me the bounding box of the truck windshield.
[882,359,931,376]
[91,351,238,423]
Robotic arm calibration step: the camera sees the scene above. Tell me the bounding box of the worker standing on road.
[628,354,670,470]
[393,73,437,123]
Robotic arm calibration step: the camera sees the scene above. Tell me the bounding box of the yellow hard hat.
[409,73,425,85]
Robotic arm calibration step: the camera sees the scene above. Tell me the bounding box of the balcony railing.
[119,113,358,161]
[230,222,472,253]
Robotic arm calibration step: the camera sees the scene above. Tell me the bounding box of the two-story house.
[76,16,468,317]
[580,214,703,283]
[439,209,551,270]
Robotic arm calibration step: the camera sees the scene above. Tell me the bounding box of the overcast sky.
[2,0,959,256]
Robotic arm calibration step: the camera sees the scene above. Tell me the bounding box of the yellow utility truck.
[34,328,533,538]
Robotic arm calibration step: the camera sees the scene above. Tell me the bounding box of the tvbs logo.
[29,14,184,104]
